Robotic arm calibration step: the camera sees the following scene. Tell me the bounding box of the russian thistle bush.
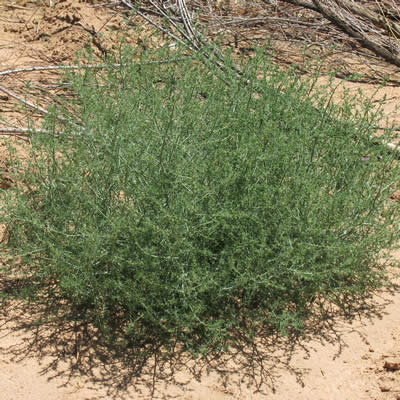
[1,45,399,355]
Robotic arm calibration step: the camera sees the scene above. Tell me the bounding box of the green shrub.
[1,46,399,355]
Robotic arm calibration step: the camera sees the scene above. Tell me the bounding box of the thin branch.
[0,85,49,115]
[271,0,318,12]
[118,0,242,83]
[0,128,49,135]
[216,16,330,28]
[0,128,32,141]
[0,58,189,78]
[119,0,190,48]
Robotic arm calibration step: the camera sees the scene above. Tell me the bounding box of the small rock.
[379,384,391,393]
[383,361,400,372]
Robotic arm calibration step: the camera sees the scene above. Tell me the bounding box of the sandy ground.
[0,258,399,400]
[0,1,399,399]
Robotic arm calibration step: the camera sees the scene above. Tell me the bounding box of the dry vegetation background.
[0,1,399,399]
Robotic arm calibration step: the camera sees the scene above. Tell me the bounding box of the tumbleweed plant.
[1,44,399,356]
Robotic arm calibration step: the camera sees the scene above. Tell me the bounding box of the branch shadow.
[0,272,398,399]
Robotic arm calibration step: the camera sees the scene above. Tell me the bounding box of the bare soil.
[0,1,399,399]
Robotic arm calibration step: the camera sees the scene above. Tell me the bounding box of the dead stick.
[0,58,188,77]
[0,128,49,135]
[0,85,49,115]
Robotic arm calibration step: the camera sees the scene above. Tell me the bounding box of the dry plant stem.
[0,85,79,128]
[175,0,245,77]
[263,0,318,11]
[0,116,28,130]
[0,127,81,139]
[339,0,400,37]
[0,128,49,135]
[0,59,188,77]
[311,0,400,68]
[278,0,400,68]
[177,0,199,44]
[218,16,329,28]
[121,0,245,81]
[0,134,29,141]
[148,0,197,45]
[0,85,49,115]
[119,0,188,47]
[0,129,30,141]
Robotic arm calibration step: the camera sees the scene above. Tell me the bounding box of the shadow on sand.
[0,272,398,399]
